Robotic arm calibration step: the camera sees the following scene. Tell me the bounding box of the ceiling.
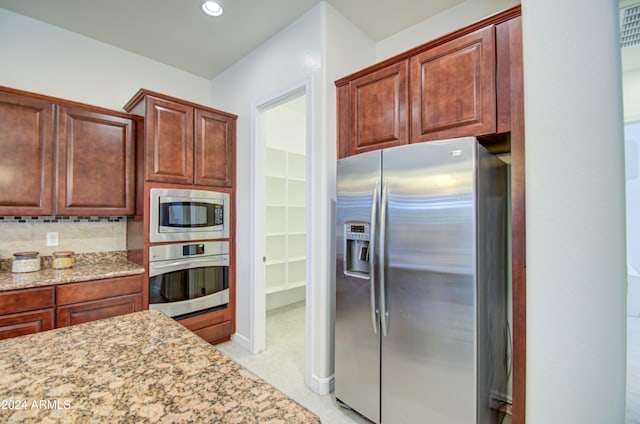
[0,0,464,79]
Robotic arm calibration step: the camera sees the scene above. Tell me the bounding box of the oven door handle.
[149,256,228,276]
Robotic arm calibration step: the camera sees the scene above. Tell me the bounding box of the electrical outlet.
[46,232,59,247]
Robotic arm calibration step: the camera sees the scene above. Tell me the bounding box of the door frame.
[249,78,313,386]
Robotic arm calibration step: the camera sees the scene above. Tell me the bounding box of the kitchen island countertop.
[0,309,320,423]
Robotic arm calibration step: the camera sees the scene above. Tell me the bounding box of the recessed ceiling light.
[202,1,223,17]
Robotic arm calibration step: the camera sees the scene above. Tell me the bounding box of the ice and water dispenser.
[344,222,371,278]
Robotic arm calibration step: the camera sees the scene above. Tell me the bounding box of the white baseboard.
[309,373,335,396]
[266,285,306,311]
[230,332,251,352]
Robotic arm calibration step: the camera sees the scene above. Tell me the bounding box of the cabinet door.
[0,309,55,341]
[57,106,135,215]
[56,275,143,306]
[410,26,496,143]
[56,294,142,327]
[350,61,409,155]
[0,91,55,215]
[195,109,235,187]
[145,96,194,184]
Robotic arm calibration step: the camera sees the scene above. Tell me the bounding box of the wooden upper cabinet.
[0,91,55,215]
[336,20,504,158]
[349,61,409,155]
[57,106,135,215]
[410,25,496,143]
[195,109,235,187]
[125,89,237,187]
[145,96,194,184]
[496,16,523,135]
[0,86,138,216]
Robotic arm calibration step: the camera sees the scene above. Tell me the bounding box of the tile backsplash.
[0,216,127,259]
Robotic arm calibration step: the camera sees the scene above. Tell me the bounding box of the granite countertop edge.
[0,261,145,292]
[0,310,321,423]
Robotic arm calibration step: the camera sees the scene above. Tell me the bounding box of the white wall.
[0,9,211,111]
[3,3,628,419]
[209,1,374,392]
[0,9,213,256]
[210,4,323,385]
[624,69,640,121]
[521,1,627,423]
[324,1,376,380]
[626,121,640,317]
[373,0,627,421]
[265,95,307,155]
[376,0,519,61]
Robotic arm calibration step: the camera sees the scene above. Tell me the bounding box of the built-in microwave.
[149,188,229,243]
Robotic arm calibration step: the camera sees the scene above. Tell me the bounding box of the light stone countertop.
[0,310,321,423]
[0,261,145,292]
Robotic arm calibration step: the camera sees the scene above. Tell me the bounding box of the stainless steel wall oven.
[148,241,229,318]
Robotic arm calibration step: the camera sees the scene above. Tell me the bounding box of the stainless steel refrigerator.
[335,137,509,424]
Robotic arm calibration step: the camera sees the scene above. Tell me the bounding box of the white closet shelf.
[265,145,307,300]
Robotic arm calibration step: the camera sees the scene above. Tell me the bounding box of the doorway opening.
[625,120,640,424]
[621,1,640,418]
[250,85,310,389]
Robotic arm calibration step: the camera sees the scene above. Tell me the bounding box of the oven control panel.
[183,243,205,256]
[149,241,229,262]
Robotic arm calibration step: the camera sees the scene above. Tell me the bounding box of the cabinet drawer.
[56,275,142,305]
[192,320,233,345]
[0,308,55,340]
[56,293,142,328]
[0,287,55,315]
[176,307,228,330]
[177,308,231,344]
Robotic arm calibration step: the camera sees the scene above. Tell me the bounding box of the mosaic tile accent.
[0,216,126,223]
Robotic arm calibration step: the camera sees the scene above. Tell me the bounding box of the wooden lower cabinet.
[0,309,55,341]
[56,294,142,327]
[177,308,232,345]
[0,275,143,340]
[0,286,55,340]
[55,275,143,328]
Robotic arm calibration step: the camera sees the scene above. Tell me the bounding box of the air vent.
[621,3,640,48]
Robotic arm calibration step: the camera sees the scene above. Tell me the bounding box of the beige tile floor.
[218,302,640,423]
[216,301,370,424]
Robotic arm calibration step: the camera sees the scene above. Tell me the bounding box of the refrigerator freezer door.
[381,138,477,424]
[335,150,382,423]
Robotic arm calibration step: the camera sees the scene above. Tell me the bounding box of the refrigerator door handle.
[379,181,389,337]
[369,181,380,334]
